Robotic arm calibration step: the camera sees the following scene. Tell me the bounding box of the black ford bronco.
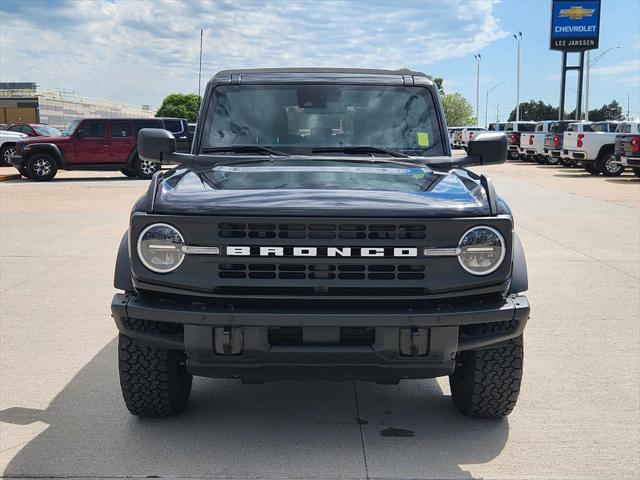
[111,68,530,418]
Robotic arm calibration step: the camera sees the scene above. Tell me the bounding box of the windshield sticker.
[417,132,429,147]
[213,166,431,175]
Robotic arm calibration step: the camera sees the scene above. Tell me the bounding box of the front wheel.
[449,334,523,418]
[632,168,640,178]
[1,144,16,167]
[134,157,161,180]
[27,154,58,181]
[118,333,192,417]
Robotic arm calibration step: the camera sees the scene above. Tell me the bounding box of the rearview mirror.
[454,132,507,167]
[139,128,177,162]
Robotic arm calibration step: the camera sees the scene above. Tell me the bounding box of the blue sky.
[1,0,638,121]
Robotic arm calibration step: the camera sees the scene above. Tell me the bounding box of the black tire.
[1,143,16,167]
[547,155,560,166]
[632,168,640,178]
[26,153,58,181]
[19,164,31,178]
[583,162,600,175]
[449,333,523,418]
[600,154,625,177]
[507,150,518,161]
[133,156,161,180]
[118,321,192,417]
[120,166,137,178]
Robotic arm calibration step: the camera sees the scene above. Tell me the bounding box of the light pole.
[485,82,506,128]
[474,53,481,126]
[513,32,522,122]
[585,46,620,120]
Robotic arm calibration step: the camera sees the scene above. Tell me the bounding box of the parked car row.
[5,117,190,181]
[450,120,640,178]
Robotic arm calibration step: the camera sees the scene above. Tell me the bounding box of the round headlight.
[458,226,506,276]
[137,223,185,273]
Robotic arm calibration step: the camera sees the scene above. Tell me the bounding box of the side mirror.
[454,132,507,167]
[76,129,85,139]
[139,128,176,162]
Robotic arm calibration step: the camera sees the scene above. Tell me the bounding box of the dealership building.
[0,82,154,128]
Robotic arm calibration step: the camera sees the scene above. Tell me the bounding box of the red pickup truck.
[11,117,189,181]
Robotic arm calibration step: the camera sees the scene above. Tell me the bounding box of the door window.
[79,121,105,138]
[111,121,132,138]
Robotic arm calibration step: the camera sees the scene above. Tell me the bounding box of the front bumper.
[544,148,561,158]
[111,292,530,382]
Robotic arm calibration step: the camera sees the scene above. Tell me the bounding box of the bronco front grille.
[218,262,426,281]
[218,222,426,240]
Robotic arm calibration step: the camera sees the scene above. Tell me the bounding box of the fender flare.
[23,143,66,167]
[126,147,139,168]
[596,143,614,160]
[114,230,134,292]
[509,232,528,294]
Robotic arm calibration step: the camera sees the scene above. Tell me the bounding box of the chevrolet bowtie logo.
[559,5,596,20]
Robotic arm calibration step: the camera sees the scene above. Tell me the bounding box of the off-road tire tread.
[449,334,523,418]
[118,330,192,417]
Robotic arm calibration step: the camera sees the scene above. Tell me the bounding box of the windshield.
[62,120,80,135]
[201,84,445,156]
[33,125,62,136]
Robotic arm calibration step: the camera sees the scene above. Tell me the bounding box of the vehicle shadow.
[7,176,145,184]
[605,177,640,184]
[1,339,508,479]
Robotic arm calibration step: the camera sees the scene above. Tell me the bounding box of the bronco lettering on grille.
[226,246,418,257]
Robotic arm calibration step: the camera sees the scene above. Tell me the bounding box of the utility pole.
[628,93,631,120]
[198,29,204,99]
[513,32,522,122]
[496,98,500,122]
[474,54,481,126]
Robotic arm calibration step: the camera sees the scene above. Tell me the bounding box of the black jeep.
[111,68,530,418]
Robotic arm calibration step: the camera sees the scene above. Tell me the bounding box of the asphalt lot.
[1,163,639,479]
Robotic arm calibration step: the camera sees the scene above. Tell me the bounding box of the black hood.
[150,160,495,218]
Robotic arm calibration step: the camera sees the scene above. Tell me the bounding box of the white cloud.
[590,59,640,76]
[0,0,507,107]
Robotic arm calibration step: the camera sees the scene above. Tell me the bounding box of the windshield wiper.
[312,146,410,158]
[202,145,289,156]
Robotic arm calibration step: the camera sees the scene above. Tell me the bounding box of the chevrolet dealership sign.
[550,0,601,51]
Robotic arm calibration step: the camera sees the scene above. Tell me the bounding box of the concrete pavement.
[1,164,638,479]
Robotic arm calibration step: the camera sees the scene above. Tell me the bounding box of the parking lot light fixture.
[513,32,522,122]
[485,82,506,128]
[474,54,482,126]
[585,46,620,120]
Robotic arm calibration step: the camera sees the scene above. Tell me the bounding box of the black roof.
[215,67,428,77]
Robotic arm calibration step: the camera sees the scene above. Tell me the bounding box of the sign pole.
[559,51,567,120]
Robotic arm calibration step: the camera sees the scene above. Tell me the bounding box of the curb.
[0,174,21,182]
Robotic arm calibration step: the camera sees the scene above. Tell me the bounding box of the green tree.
[156,93,201,122]
[442,92,475,126]
[508,100,558,121]
[584,100,625,122]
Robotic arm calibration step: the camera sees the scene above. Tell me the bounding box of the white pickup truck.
[563,121,620,175]
[0,130,29,166]
[457,126,486,150]
[520,121,556,164]
[611,121,640,177]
